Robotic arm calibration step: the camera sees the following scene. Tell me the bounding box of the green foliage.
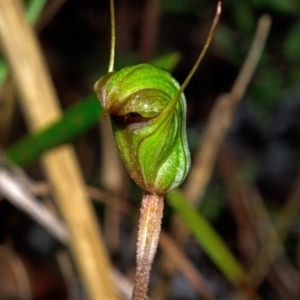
[151,52,181,71]
[26,0,47,25]
[0,60,7,87]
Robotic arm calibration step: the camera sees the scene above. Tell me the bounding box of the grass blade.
[168,189,260,299]
[6,95,102,167]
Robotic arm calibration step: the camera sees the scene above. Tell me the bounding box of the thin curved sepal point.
[108,0,116,72]
[165,1,222,116]
[179,0,221,94]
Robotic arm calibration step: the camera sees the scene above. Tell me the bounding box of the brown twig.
[0,1,117,299]
[218,146,300,299]
[246,188,300,297]
[218,145,257,267]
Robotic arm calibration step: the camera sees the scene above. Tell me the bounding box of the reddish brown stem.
[132,193,164,300]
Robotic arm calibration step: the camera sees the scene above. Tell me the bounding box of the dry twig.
[247,189,300,297]
[218,145,300,299]
[0,1,117,299]
[0,159,215,300]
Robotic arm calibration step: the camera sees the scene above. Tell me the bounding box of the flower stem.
[132,193,164,300]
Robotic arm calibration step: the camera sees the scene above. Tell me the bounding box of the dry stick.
[152,15,272,300]
[0,0,66,146]
[0,163,133,300]
[0,2,118,300]
[0,167,68,244]
[218,145,257,268]
[132,193,164,300]
[246,191,300,299]
[218,146,300,299]
[0,161,214,300]
[246,189,300,297]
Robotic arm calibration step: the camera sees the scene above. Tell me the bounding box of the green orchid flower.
[94,1,221,299]
[94,64,190,195]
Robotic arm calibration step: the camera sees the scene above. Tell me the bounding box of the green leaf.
[26,0,48,25]
[6,95,103,167]
[168,189,255,296]
[151,52,181,72]
[0,59,8,87]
